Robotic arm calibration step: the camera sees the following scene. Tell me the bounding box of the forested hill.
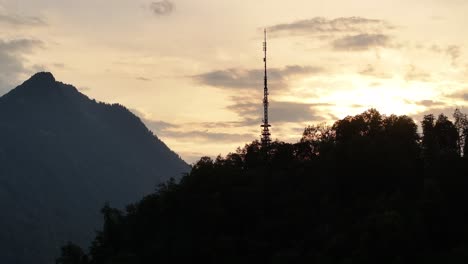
[0,72,189,264]
[59,108,468,264]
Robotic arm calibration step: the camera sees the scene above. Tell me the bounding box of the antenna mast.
[261,29,271,147]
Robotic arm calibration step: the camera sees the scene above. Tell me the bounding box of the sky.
[0,0,467,163]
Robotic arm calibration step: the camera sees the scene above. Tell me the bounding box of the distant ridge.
[0,72,189,264]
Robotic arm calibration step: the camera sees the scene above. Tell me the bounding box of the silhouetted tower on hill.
[261,29,271,147]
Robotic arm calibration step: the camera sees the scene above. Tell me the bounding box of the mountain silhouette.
[0,72,189,264]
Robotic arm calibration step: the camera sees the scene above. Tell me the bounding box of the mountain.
[0,72,189,264]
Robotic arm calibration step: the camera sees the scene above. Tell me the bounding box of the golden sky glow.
[1,0,467,162]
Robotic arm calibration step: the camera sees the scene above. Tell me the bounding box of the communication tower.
[260,29,271,147]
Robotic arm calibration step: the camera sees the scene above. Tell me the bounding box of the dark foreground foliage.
[59,109,468,264]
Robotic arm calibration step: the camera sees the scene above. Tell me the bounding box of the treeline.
[58,109,468,264]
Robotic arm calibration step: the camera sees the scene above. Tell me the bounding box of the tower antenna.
[261,29,271,147]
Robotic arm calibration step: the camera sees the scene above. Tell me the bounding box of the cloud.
[227,97,329,124]
[53,63,65,69]
[332,34,391,51]
[145,120,179,134]
[429,44,462,66]
[446,45,461,66]
[187,120,259,128]
[177,151,208,164]
[142,118,255,143]
[133,99,327,147]
[0,13,46,26]
[0,38,43,94]
[414,100,447,107]
[0,38,42,51]
[359,64,392,78]
[193,65,323,90]
[149,0,175,16]
[164,130,255,143]
[430,44,443,53]
[404,64,431,82]
[130,108,255,144]
[445,91,468,101]
[78,86,91,92]
[136,76,151,81]
[268,17,393,37]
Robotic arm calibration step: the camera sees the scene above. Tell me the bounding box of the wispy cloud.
[446,91,468,101]
[413,100,447,107]
[0,13,46,26]
[142,118,255,143]
[149,0,175,16]
[227,97,330,124]
[268,17,393,37]
[136,76,151,81]
[163,130,255,143]
[193,65,323,90]
[0,38,43,93]
[130,108,256,144]
[359,64,392,78]
[404,65,431,82]
[332,34,391,51]
[446,45,461,66]
[429,44,462,66]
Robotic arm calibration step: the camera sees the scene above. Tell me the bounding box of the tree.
[434,114,458,157]
[58,108,468,264]
[56,242,88,264]
[453,108,468,156]
[422,114,437,162]
[298,123,335,159]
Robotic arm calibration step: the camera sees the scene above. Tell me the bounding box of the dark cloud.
[132,100,327,146]
[0,38,43,94]
[415,100,447,107]
[445,92,468,101]
[268,17,393,37]
[0,13,46,26]
[227,97,330,124]
[332,34,391,51]
[193,65,323,90]
[149,0,175,16]
[270,101,329,123]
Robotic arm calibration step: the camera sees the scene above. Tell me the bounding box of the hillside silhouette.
[0,72,189,264]
[58,108,468,264]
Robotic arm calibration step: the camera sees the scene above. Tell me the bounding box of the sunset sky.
[1,0,467,163]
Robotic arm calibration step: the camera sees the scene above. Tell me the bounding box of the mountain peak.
[2,72,64,100]
[25,72,56,85]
